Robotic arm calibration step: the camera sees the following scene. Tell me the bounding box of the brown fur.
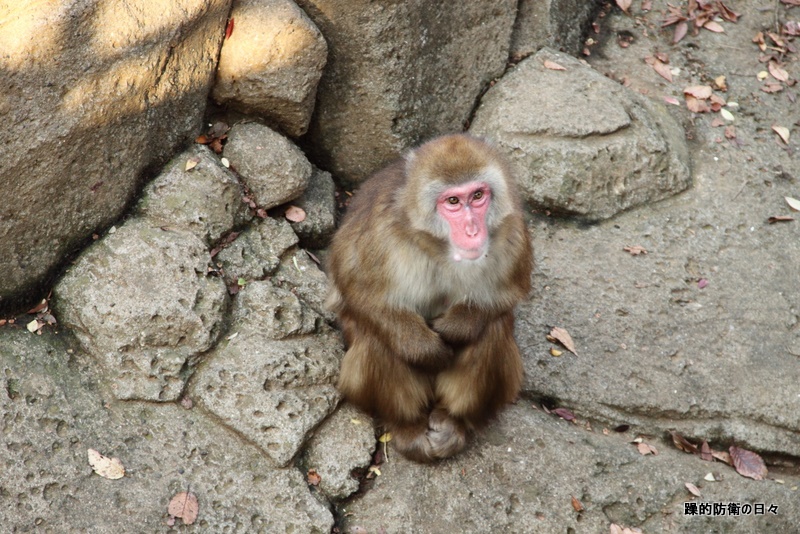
[327,134,532,462]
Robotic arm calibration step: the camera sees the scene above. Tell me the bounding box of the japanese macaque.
[326,134,532,462]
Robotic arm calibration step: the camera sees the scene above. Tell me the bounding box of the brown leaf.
[27,299,48,314]
[710,117,725,127]
[673,21,689,43]
[772,125,791,144]
[718,2,740,22]
[284,205,307,223]
[713,75,727,91]
[752,31,766,51]
[647,58,673,82]
[729,445,768,480]
[548,326,578,356]
[615,0,632,13]
[637,442,658,455]
[761,82,784,94]
[700,440,713,461]
[768,62,789,82]
[225,18,235,40]
[703,21,725,33]
[670,431,699,454]
[544,60,567,71]
[623,245,648,255]
[724,125,736,139]
[552,407,576,422]
[571,495,584,512]
[307,468,322,486]
[168,492,199,525]
[685,95,710,113]
[711,449,732,465]
[684,85,713,99]
[768,215,794,224]
[685,482,702,497]
[87,449,125,480]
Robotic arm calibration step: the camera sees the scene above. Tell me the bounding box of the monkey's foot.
[390,409,467,463]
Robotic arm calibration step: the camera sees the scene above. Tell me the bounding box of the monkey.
[326,133,532,462]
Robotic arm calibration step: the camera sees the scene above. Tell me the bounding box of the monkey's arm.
[341,304,454,370]
[430,304,493,345]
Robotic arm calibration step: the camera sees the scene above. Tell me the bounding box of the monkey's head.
[404,134,517,262]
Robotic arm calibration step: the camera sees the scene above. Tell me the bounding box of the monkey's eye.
[473,191,483,200]
[447,197,459,205]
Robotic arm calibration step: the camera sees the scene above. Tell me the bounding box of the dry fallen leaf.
[623,245,648,255]
[615,0,632,13]
[713,75,727,91]
[720,108,735,121]
[284,205,307,223]
[785,196,800,211]
[647,58,673,82]
[637,442,658,455]
[729,445,768,480]
[87,448,125,480]
[673,21,689,44]
[544,60,567,71]
[571,495,585,512]
[703,21,724,33]
[768,215,795,224]
[684,85,713,99]
[772,125,791,144]
[548,326,578,356]
[552,407,576,422]
[768,62,789,82]
[711,449,732,465]
[184,157,200,171]
[685,95,710,113]
[550,347,563,357]
[761,82,784,94]
[685,482,702,497]
[307,468,322,486]
[670,431,699,454]
[168,491,199,525]
[700,440,713,462]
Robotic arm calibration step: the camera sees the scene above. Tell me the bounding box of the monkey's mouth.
[451,246,486,262]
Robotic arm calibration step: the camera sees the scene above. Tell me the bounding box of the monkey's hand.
[395,320,454,371]
[431,304,491,346]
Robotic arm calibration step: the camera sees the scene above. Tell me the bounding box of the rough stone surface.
[340,404,800,533]
[272,246,335,323]
[0,0,231,312]
[212,0,327,137]
[510,0,602,59]
[0,328,334,532]
[304,403,376,501]
[515,3,800,461]
[53,219,228,401]
[294,0,517,184]
[216,217,299,282]
[289,166,337,249]
[471,48,692,221]
[191,326,341,467]
[136,144,250,245]
[223,121,313,208]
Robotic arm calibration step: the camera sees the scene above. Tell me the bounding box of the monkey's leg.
[390,407,467,463]
[435,311,523,428]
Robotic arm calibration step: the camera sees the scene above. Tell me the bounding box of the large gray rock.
[304,403,375,501]
[213,0,327,137]
[289,166,337,249]
[0,0,231,313]
[136,144,250,245]
[191,308,342,466]
[294,0,517,184]
[223,122,313,208]
[216,217,300,282]
[0,328,334,532]
[470,48,691,221]
[510,0,603,59]
[53,219,228,401]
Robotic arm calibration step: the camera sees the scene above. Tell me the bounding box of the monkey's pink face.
[436,181,491,262]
